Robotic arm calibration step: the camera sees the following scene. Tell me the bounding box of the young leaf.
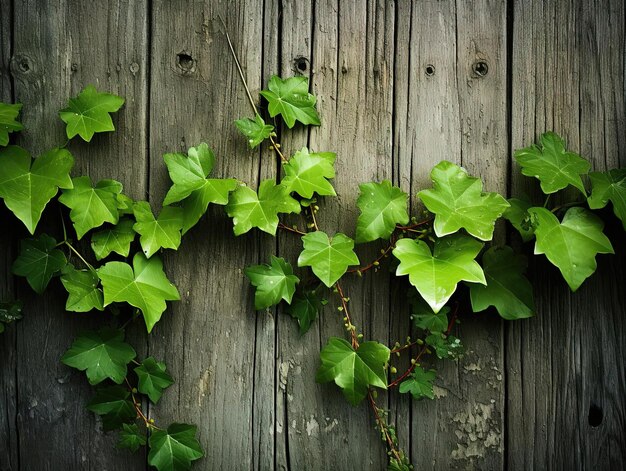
[133,202,183,258]
[97,253,181,332]
[148,423,204,471]
[0,300,23,330]
[225,179,300,236]
[469,246,534,320]
[514,132,590,195]
[285,290,323,335]
[297,231,359,287]
[410,297,449,333]
[60,264,104,312]
[61,328,136,385]
[399,366,436,400]
[316,337,390,406]
[0,102,24,146]
[425,333,464,359]
[12,234,67,294]
[392,234,485,313]
[281,147,337,198]
[0,146,74,234]
[162,143,238,234]
[418,161,509,241]
[59,85,125,142]
[87,385,136,431]
[116,193,135,216]
[588,169,626,229]
[117,423,146,452]
[234,114,274,148]
[58,176,123,239]
[529,206,614,291]
[244,256,299,310]
[355,180,409,243]
[134,357,174,404]
[91,218,136,260]
[260,75,320,128]
[503,197,535,242]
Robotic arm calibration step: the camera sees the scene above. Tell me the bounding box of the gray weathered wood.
[507,0,626,469]
[9,1,149,469]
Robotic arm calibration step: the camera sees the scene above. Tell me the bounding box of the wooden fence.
[0,1,624,469]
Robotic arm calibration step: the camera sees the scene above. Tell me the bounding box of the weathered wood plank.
[10,1,149,469]
[0,2,19,469]
[394,1,507,468]
[507,0,626,469]
[147,2,264,468]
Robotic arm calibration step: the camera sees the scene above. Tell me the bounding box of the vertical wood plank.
[10,1,149,469]
[508,0,626,468]
[147,2,263,468]
[0,1,19,468]
[394,1,507,468]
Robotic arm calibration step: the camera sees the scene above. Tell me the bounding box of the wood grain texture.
[9,1,149,469]
[507,0,626,469]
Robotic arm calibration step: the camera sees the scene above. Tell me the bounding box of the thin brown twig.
[368,392,402,463]
[278,222,307,236]
[335,282,359,349]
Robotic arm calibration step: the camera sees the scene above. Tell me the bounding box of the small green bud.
[390,366,397,374]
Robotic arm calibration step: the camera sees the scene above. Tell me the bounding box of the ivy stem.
[543,194,551,208]
[277,222,307,236]
[64,241,95,272]
[309,206,320,231]
[390,340,418,355]
[348,242,395,275]
[367,392,402,463]
[220,15,288,163]
[125,378,162,431]
[396,218,433,231]
[335,282,359,349]
[550,201,581,213]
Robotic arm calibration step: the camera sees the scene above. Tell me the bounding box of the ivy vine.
[0,38,624,471]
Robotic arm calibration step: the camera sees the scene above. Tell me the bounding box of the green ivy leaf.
[418,161,509,241]
[234,114,274,148]
[134,357,174,404]
[59,176,123,239]
[285,290,323,335]
[514,132,590,195]
[588,169,626,229]
[0,300,23,329]
[529,206,614,291]
[148,423,204,471]
[133,202,183,258]
[297,231,359,287]
[469,246,534,320]
[503,197,535,242]
[399,366,436,400]
[0,102,24,146]
[281,147,336,198]
[225,179,300,236]
[59,85,125,142]
[316,337,389,406]
[411,297,449,333]
[12,234,67,294]
[61,328,136,385]
[98,253,181,332]
[117,423,146,452]
[425,333,464,359]
[355,180,409,243]
[162,143,238,234]
[244,256,299,310]
[86,385,136,431]
[60,264,104,312]
[116,193,135,216]
[91,218,136,260]
[393,234,485,313]
[260,75,320,128]
[0,146,74,234]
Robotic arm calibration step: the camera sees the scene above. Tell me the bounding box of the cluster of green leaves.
[61,328,202,469]
[0,89,205,470]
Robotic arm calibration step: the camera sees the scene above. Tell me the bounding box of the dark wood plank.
[507,0,626,468]
[147,2,265,468]
[0,2,19,468]
[394,1,507,468]
[10,1,149,468]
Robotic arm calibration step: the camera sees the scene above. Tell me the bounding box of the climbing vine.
[1,42,625,471]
